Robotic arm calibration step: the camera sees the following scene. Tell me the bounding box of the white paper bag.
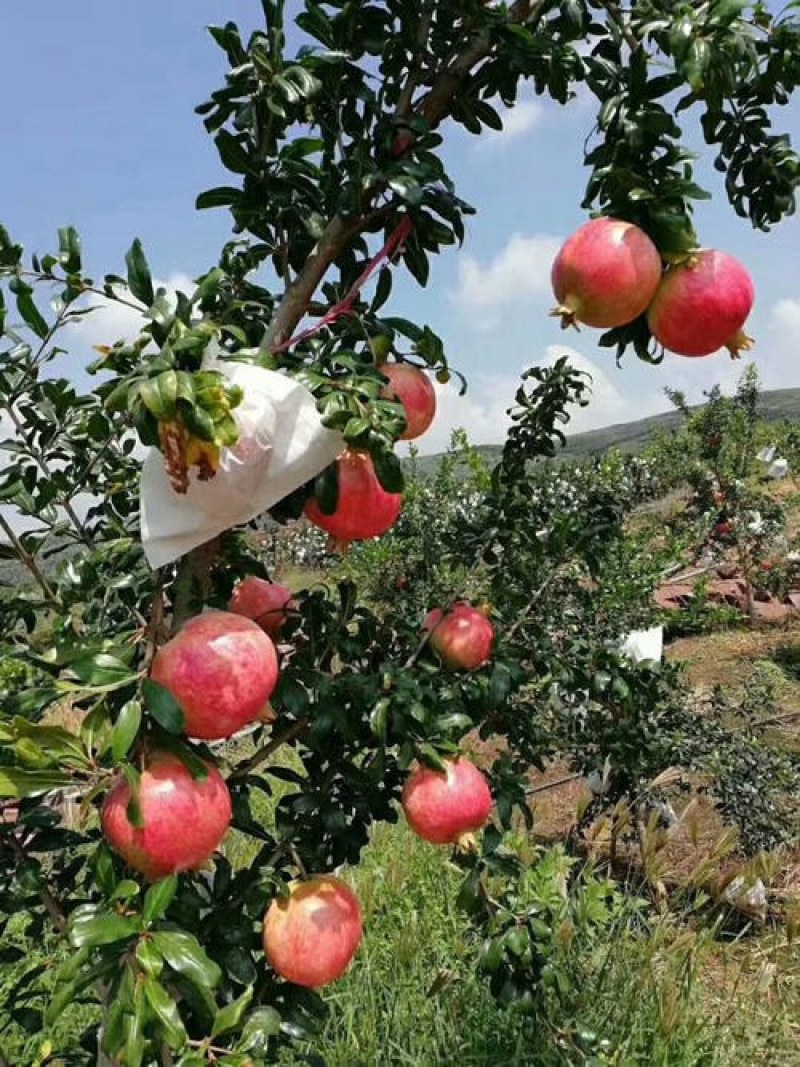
[140,353,343,569]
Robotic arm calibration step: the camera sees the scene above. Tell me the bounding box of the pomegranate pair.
[303,359,437,544]
[551,217,754,357]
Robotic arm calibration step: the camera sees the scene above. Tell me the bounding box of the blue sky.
[2,1,799,453]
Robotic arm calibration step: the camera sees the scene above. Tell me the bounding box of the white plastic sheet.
[618,625,664,664]
[140,352,343,569]
[768,457,789,480]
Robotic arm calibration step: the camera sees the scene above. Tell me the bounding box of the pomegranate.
[551,218,662,329]
[423,602,494,670]
[150,611,279,741]
[263,875,363,988]
[228,577,295,640]
[379,362,437,441]
[647,250,754,357]
[304,450,402,543]
[101,752,231,880]
[402,757,493,846]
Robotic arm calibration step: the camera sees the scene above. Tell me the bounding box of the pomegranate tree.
[423,602,494,670]
[2,0,799,1060]
[551,218,663,329]
[101,753,232,880]
[402,758,493,846]
[647,250,754,357]
[305,449,403,543]
[379,361,437,441]
[229,576,296,639]
[150,611,279,740]
[262,875,363,988]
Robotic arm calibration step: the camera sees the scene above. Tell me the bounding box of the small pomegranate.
[150,611,279,741]
[423,602,494,670]
[647,250,754,357]
[101,752,232,880]
[402,757,493,846]
[379,362,437,441]
[263,876,363,988]
[305,450,402,543]
[228,577,295,640]
[551,218,662,329]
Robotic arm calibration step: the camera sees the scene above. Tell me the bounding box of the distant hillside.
[411,387,800,476]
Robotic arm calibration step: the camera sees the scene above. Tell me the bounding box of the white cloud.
[62,272,196,368]
[450,233,562,325]
[475,99,544,150]
[408,343,666,456]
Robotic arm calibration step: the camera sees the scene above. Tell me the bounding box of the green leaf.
[10,279,49,339]
[371,448,404,494]
[312,462,339,516]
[69,652,135,687]
[142,678,185,734]
[135,937,164,977]
[112,700,142,762]
[151,930,222,990]
[138,372,178,421]
[111,880,141,902]
[58,226,82,274]
[121,763,145,829]
[195,186,243,210]
[0,767,71,797]
[142,875,178,925]
[214,130,253,174]
[45,956,118,1026]
[69,910,139,949]
[211,985,254,1038]
[143,977,187,1049]
[239,1006,282,1052]
[125,238,155,305]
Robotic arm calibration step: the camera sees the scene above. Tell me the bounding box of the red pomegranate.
[304,450,402,543]
[379,362,437,441]
[423,602,494,670]
[263,875,363,988]
[228,577,295,640]
[402,757,493,846]
[150,611,279,741]
[101,752,232,880]
[551,218,662,329]
[647,250,754,357]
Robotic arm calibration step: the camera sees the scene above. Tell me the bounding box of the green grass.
[274,820,798,1067]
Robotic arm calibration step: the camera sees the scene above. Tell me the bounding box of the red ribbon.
[272,216,414,354]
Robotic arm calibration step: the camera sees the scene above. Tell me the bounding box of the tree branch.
[263,0,549,354]
[9,834,68,935]
[229,717,310,781]
[0,512,61,606]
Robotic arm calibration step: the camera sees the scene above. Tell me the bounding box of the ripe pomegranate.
[263,875,363,988]
[101,752,231,880]
[402,757,493,846]
[304,450,402,543]
[647,250,754,357]
[150,611,279,741]
[551,218,662,329]
[423,602,494,670]
[379,362,437,441]
[228,577,295,640]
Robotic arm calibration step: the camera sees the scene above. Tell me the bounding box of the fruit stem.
[725,329,754,359]
[549,304,581,331]
[453,832,478,854]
